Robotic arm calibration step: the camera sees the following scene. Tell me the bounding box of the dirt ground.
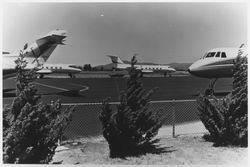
[51,134,248,165]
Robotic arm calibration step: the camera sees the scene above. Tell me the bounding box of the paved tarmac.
[2,75,232,139]
[3,76,232,105]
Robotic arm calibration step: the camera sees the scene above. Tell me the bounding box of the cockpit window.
[221,52,227,58]
[215,52,221,57]
[205,52,216,58]
[202,53,207,59]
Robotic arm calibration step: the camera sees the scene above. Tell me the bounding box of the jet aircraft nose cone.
[188,64,206,78]
[188,63,196,75]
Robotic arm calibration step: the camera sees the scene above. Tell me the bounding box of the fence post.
[172,99,176,138]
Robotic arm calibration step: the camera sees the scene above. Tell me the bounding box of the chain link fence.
[61,99,207,141]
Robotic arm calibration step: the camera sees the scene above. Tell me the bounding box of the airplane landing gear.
[163,72,172,77]
[205,78,217,96]
[68,73,76,78]
[139,71,143,77]
[38,74,44,79]
[164,72,167,77]
[205,89,214,96]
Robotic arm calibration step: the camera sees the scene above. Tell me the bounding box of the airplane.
[106,55,176,77]
[36,64,82,78]
[3,29,81,79]
[188,45,247,95]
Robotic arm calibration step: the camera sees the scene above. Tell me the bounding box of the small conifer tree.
[100,55,166,158]
[226,49,247,146]
[197,45,247,146]
[3,46,75,163]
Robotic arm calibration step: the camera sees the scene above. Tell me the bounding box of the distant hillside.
[94,62,192,71]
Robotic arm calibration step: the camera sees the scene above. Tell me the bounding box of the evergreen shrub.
[3,47,75,163]
[99,56,166,158]
[197,46,247,146]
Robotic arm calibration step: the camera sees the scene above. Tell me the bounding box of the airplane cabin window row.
[144,67,163,70]
[205,52,227,58]
[45,66,63,69]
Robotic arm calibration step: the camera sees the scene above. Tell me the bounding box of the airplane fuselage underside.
[189,64,234,78]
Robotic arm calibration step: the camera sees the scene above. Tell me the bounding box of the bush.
[3,47,75,164]
[197,46,247,146]
[197,94,231,144]
[99,55,166,158]
[226,52,247,146]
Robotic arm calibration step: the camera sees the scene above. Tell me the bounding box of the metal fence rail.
[61,99,207,141]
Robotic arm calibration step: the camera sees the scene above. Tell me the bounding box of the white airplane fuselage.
[115,63,176,73]
[107,55,176,74]
[188,47,247,78]
[2,30,78,79]
[3,54,38,79]
[3,55,81,79]
[37,64,82,75]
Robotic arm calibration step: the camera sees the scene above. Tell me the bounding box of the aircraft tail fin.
[106,55,124,64]
[23,29,67,64]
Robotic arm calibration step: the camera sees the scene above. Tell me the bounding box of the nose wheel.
[205,88,214,96]
[139,70,143,77]
[205,78,217,96]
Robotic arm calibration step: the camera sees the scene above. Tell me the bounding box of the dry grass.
[51,134,248,165]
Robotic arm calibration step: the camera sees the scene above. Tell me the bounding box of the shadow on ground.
[56,90,84,97]
[213,91,230,96]
[115,139,176,159]
[192,91,230,98]
[135,139,175,155]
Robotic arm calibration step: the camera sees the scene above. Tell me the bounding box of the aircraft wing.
[141,69,154,73]
[36,69,52,74]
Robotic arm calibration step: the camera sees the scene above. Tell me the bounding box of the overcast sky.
[2,2,247,66]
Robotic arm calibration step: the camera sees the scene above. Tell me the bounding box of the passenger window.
[205,52,216,58]
[215,52,221,57]
[221,52,227,58]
